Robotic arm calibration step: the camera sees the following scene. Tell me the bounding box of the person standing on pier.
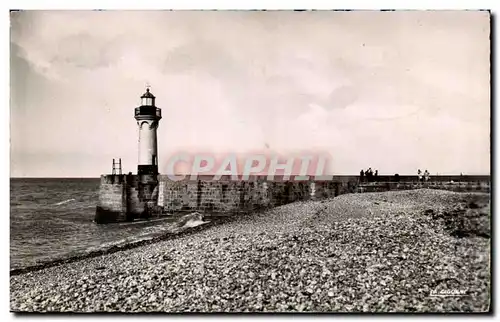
[360,169,365,183]
[418,169,423,182]
[366,168,373,182]
[424,170,430,182]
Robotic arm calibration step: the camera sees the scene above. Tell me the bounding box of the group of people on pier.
[359,167,378,182]
[418,169,431,182]
[359,168,431,183]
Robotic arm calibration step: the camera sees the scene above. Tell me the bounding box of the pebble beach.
[10,189,490,313]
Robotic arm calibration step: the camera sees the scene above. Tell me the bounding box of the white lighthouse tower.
[135,87,162,175]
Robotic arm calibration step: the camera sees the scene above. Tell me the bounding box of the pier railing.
[357,181,490,193]
[134,107,161,118]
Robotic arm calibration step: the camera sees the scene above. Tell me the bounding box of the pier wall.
[95,174,160,224]
[96,174,490,223]
[95,178,127,223]
[156,176,360,214]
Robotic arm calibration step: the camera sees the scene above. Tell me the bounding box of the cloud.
[10,10,490,176]
[322,85,359,110]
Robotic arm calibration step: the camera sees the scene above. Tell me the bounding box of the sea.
[10,178,177,271]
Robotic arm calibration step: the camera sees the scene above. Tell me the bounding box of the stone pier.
[95,174,490,224]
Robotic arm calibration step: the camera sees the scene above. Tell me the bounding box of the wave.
[10,216,231,275]
[117,217,172,226]
[53,199,75,206]
[181,218,210,228]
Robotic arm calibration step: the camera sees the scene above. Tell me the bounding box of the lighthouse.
[95,87,163,224]
[135,87,162,175]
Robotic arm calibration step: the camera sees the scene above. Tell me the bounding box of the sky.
[10,10,490,177]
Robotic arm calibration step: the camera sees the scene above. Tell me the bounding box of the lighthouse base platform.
[95,174,161,224]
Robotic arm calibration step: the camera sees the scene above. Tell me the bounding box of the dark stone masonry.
[95,174,490,224]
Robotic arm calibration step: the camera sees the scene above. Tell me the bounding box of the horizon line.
[10,173,492,179]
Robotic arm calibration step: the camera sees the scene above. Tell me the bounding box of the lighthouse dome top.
[140,88,156,107]
[141,88,155,99]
